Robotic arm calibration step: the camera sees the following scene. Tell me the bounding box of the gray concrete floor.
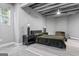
[0,39,79,56]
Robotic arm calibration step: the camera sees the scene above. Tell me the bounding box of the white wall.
[1,3,79,45]
[14,4,46,43]
[68,13,79,39]
[46,13,79,40]
[0,4,15,45]
[55,16,68,37]
[21,7,45,31]
[14,3,79,44]
[46,17,55,35]
[13,4,20,44]
[46,16,68,36]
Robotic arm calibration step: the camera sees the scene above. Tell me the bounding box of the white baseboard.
[70,36,79,40]
[0,42,15,48]
[14,42,22,46]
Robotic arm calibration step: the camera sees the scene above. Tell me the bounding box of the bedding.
[23,30,66,48]
[38,35,64,40]
[36,35,66,48]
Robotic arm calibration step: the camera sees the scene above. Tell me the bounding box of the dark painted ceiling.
[26,3,79,17]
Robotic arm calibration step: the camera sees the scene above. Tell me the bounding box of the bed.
[25,30,66,48]
[36,35,66,48]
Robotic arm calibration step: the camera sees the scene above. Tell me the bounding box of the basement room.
[0,3,79,56]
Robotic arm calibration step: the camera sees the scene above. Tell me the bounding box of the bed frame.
[36,35,66,48]
[23,30,66,48]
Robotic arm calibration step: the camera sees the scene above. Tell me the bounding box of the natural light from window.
[0,7,10,25]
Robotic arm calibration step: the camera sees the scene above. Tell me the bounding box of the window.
[0,8,10,24]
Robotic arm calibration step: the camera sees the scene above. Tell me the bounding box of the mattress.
[36,35,66,48]
[38,35,64,41]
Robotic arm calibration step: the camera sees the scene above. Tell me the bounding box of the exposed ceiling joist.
[62,7,79,12]
[39,3,78,14]
[45,9,79,16]
[29,3,47,9]
[34,3,58,10]
[38,4,70,14]
[26,3,79,17]
[45,11,79,17]
[43,6,79,16]
[37,3,67,12]
[60,3,79,8]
